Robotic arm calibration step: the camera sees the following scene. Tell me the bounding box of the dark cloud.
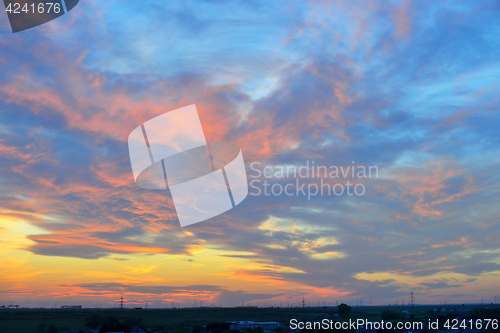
[70,283,223,295]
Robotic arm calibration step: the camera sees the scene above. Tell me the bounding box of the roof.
[228,321,280,324]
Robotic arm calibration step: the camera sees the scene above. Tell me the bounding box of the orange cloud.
[391,159,478,217]
[431,236,480,249]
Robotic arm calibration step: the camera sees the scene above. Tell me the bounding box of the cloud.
[59,282,280,306]
[0,0,499,306]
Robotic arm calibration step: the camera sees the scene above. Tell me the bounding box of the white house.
[434,307,446,312]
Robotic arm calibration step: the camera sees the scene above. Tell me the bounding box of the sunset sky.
[0,0,499,308]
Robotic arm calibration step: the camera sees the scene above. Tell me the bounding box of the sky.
[0,0,499,308]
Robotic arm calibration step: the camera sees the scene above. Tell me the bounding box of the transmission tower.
[120,294,124,310]
[410,290,415,316]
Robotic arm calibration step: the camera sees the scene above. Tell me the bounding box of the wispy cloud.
[0,0,499,306]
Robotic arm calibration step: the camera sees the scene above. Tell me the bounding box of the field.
[0,304,498,333]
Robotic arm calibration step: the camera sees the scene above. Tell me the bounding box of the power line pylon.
[410,290,415,317]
